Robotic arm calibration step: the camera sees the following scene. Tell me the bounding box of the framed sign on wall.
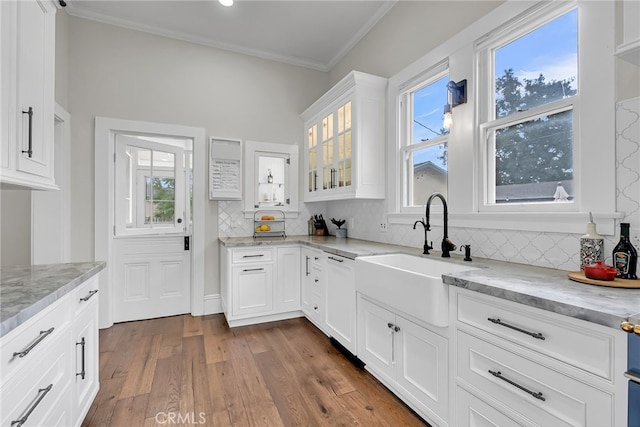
[209,137,242,200]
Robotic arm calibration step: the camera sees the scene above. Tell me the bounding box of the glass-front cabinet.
[244,140,299,216]
[302,71,387,202]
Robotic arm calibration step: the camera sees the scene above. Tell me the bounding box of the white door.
[112,133,192,322]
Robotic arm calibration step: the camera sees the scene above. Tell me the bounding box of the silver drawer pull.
[243,268,264,272]
[11,384,53,426]
[488,370,545,401]
[13,328,54,358]
[80,289,98,302]
[242,254,264,258]
[487,318,545,340]
[76,337,86,379]
[328,256,344,263]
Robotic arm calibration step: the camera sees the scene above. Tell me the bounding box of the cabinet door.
[276,247,301,312]
[301,250,325,328]
[232,264,274,316]
[73,303,99,423]
[325,254,356,353]
[15,0,55,179]
[357,297,395,382]
[396,316,449,424]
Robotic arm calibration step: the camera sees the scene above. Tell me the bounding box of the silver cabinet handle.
[305,256,310,276]
[242,254,264,258]
[80,289,98,302]
[243,268,264,272]
[21,107,33,158]
[488,370,545,401]
[328,256,344,263]
[11,384,53,426]
[76,337,86,379]
[13,328,54,358]
[487,318,545,340]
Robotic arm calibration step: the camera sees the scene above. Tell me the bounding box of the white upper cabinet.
[1,0,57,190]
[615,0,640,65]
[301,71,387,202]
[244,140,299,216]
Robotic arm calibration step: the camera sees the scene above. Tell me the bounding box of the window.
[114,134,192,235]
[399,66,449,210]
[478,5,578,210]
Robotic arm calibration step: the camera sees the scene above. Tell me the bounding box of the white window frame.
[114,136,187,236]
[386,0,619,234]
[397,61,449,214]
[476,2,579,213]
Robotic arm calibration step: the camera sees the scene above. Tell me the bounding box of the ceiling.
[64,0,397,72]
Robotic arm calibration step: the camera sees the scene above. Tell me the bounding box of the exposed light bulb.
[219,0,233,6]
[443,105,453,129]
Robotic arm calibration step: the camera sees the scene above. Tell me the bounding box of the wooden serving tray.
[568,271,640,288]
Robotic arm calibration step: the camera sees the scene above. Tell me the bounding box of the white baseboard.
[204,293,223,315]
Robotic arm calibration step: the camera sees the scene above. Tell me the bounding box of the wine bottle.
[613,222,637,279]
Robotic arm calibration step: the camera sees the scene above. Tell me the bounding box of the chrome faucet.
[424,192,456,257]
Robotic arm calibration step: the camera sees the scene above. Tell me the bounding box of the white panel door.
[396,316,449,422]
[113,237,190,322]
[276,247,301,312]
[357,297,395,382]
[232,264,274,316]
[111,132,192,323]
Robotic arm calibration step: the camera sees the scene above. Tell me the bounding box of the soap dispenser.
[580,212,604,269]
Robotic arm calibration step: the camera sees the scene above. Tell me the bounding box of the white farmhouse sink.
[355,253,478,328]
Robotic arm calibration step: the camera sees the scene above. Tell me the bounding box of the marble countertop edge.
[1,262,106,338]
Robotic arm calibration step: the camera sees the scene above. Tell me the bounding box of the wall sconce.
[443,79,467,129]
[219,0,234,6]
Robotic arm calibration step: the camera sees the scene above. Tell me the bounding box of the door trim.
[95,117,206,328]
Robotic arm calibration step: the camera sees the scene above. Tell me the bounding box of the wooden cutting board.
[568,271,640,288]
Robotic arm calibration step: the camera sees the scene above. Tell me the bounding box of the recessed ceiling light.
[219,0,233,6]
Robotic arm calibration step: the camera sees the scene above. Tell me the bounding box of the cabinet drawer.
[456,386,527,427]
[231,248,273,264]
[456,292,614,379]
[457,330,613,427]
[73,275,100,315]
[1,327,71,427]
[1,296,70,383]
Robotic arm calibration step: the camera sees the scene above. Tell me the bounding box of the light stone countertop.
[0,262,106,337]
[221,235,640,331]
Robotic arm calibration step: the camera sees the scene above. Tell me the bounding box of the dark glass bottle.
[613,222,637,279]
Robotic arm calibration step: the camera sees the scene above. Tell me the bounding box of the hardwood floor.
[82,314,429,426]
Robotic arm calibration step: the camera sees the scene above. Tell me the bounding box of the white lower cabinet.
[325,254,356,354]
[221,245,302,327]
[301,247,326,331]
[276,247,301,313]
[0,274,101,427]
[451,287,627,427]
[72,277,100,423]
[358,295,449,427]
[232,262,274,316]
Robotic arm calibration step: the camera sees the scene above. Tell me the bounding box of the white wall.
[329,1,505,84]
[64,16,328,296]
[0,190,31,266]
